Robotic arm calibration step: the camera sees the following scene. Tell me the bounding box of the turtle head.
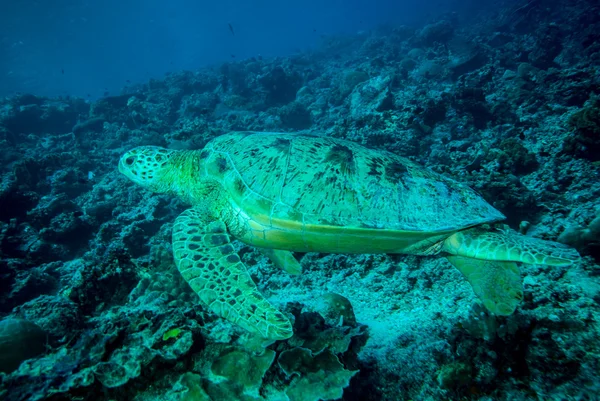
[119,146,178,193]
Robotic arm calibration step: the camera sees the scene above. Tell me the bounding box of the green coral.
[436,361,474,390]
[159,302,367,401]
[210,348,276,397]
[174,373,211,401]
[278,347,358,401]
[1,294,366,401]
[168,342,357,401]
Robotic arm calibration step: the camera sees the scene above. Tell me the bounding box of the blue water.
[1,0,485,98]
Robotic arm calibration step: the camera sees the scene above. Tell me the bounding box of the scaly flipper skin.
[172,208,293,340]
[442,226,579,315]
[446,256,523,315]
[442,227,580,266]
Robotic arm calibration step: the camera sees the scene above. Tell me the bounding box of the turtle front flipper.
[172,208,293,340]
[258,248,302,275]
[442,227,580,266]
[446,256,523,315]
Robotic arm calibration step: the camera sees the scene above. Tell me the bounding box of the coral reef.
[1,0,600,400]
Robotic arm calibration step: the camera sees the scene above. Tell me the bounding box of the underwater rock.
[420,98,448,128]
[413,59,445,80]
[180,92,219,117]
[13,295,82,345]
[258,66,302,106]
[559,215,600,259]
[1,97,85,136]
[0,318,47,374]
[339,70,370,98]
[529,24,563,69]
[350,75,394,118]
[564,100,600,161]
[452,86,494,130]
[66,248,139,314]
[495,137,539,175]
[313,292,357,327]
[72,117,105,137]
[436,361,474,390]
[449,48,488,79]
[279,101,312,129]
[417,20,455,45]
[0,174,39,222]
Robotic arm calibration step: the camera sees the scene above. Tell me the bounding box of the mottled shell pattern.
[200,132,504,232]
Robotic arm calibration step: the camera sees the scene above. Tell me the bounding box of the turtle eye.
[125,156,135,166]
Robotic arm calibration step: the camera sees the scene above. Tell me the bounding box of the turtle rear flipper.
[446,256,523,316]
[173,208,293,340]
[442,227,580,266]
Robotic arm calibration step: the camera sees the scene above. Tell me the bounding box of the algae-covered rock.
[13,295,82,345]
[339,70,370,97]
[0,318,47,373]
[320,292,357,327]
[495,137,539,175]
[436,361,474,389]
[279,101,312,129]
[565,101,600,161]
[418,20,454,45]
[558,215,600,258]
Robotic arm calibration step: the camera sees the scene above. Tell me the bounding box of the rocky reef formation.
[1,0,599,400]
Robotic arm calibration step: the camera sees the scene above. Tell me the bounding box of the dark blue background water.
[0,0,489,98]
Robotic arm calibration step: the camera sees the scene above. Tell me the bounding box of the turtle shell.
[203,132,505,232]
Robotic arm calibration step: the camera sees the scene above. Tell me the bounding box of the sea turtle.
[118,132,579,340]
